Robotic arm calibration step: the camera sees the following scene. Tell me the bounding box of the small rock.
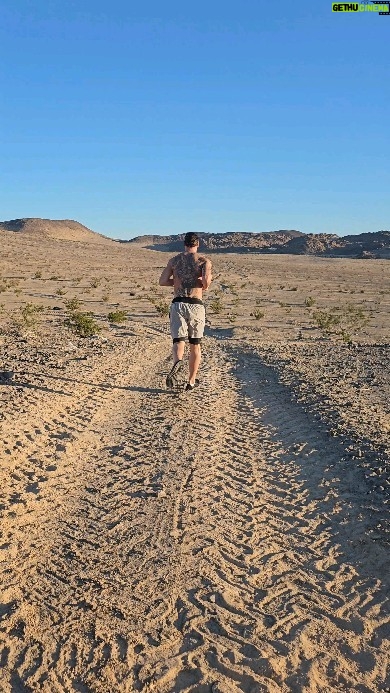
[0,371,14,382]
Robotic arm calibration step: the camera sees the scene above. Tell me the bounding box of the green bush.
[155,300,170,317]
[64,297,82,311]
[20,304,44,329]
[312,304,369,340]
[64,311,101,337]
[107,310,127,324]
[210,298,223,314]
[147,296,170,317]
[313,310,341,332]
[6,303,45,333]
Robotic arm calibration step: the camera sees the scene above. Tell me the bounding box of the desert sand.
[0,226,389,692]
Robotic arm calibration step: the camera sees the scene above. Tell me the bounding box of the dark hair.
[184,232,199,247]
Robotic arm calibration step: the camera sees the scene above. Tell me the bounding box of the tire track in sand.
[0,336,389,692]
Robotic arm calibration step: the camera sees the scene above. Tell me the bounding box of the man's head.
[184,232,199,249]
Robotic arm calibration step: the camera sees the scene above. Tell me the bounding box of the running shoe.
[185,379,200,392]
[166,360,184,388]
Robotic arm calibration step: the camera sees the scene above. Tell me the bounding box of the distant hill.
[125,229,390,258]
[281,231,390,258]
[0,218,113,244]
[125,230,305,253]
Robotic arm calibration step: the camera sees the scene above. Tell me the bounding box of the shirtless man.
[159,232,212,391]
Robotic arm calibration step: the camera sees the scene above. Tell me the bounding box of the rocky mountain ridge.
[2,218,389,258]
[127,229,390,258]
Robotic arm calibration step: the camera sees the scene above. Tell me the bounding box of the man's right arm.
[159,259,174,286]
[202,260,212,290]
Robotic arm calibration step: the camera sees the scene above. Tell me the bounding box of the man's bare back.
[170,252,208,299]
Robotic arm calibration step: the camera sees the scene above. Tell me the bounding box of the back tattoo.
[171,253,206,297]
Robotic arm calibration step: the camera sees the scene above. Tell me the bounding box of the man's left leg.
[173,338,185,364]
[186,303,205,390]
[188,342,201,386]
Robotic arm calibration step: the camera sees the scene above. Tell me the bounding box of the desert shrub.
[0,283,7,293]
[341,331,353,343]
[33,270,43,279]
[312,304,369,340]
[64,311,101,337]
[210,298,223,314]
[5,303,45,333]
[64,297,82,311]
[155,300,170,317]
[107,310,127,324]
[227,313,237,323]
[147,296,170,317]
[90,277,101,288]
[304,296,316,307]
[102,293,110,302]
[250,309,264,320]
[313,310,341,332]
[50,275,60,280]
[56,288,67,296]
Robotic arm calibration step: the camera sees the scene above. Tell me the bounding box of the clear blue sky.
[1,1,389,239]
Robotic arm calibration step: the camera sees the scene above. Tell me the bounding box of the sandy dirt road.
[0,331,389,693]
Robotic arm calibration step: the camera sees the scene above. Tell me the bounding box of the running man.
[159,232,212,391]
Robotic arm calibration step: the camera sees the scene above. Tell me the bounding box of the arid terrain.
[1,221,389,692]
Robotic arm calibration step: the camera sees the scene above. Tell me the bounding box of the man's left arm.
[202,259,212,290]
[159,260,174,286]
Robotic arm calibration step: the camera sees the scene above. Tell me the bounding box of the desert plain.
[0,222,389,693]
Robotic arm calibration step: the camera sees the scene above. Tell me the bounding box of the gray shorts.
[170,301,206,343]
